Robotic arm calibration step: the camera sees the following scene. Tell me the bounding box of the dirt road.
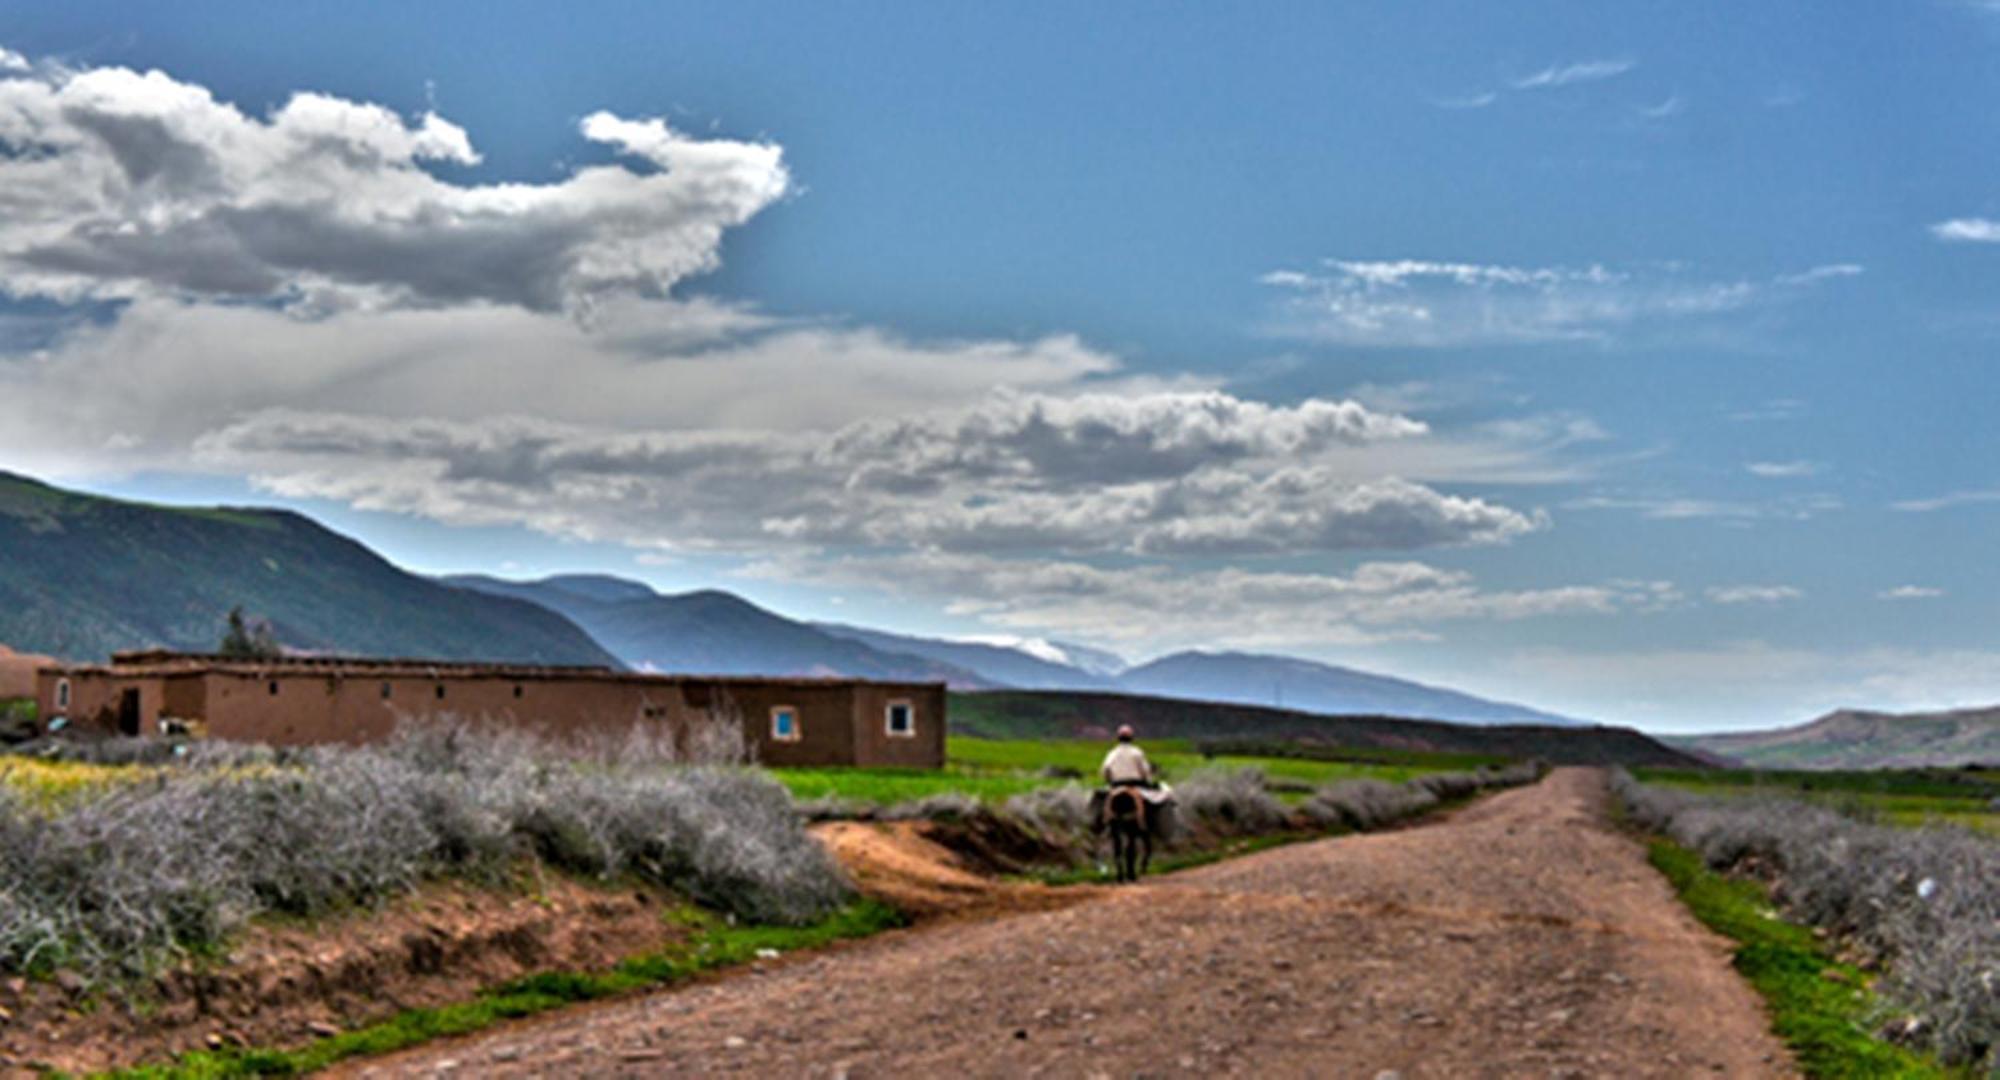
[344,769,1793,1078]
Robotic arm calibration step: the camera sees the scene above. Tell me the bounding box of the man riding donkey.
[1092,724,1175,882]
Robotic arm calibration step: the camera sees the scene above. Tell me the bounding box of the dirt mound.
[812,821,1086,918]
[0,875,683,1077]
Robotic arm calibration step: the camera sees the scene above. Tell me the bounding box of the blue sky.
[3,2,1999,731]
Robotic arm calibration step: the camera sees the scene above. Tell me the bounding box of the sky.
[2,1,1999,732]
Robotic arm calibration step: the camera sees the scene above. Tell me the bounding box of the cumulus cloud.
[0,56,786,313]
[188,390,1541,558]
[1705,584,1803,605]
[1879,585,1944,600]
[1258,259,1861,347]
[741,551,1672,651]
[1511,59,1636,90]
[0,49,1601,652]
[1930,218,2000,243]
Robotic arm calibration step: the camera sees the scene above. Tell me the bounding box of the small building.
[34,651,945,769]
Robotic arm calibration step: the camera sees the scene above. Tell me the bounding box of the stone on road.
[341,768,1793,1078]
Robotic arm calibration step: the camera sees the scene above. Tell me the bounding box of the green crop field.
[1634,766,2000,834]
[771,735,1476,806]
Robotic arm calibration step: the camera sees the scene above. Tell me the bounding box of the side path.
[344,769,1794,1078]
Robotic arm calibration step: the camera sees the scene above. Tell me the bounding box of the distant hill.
[1683,706,2000,770]
[952,690,1701,768]
[0,472,619,666]
[815,623,1118,690]
[1115,651,1583,727]
[447,575,991,685]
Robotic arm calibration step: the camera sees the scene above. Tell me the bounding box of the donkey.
[1103,786,1154,883]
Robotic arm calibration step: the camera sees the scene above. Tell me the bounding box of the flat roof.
[47,650,945,690]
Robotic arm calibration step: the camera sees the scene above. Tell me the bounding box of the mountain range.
[0,471,616,667]
[0,470,1588,728]
[1681,706,2000,770]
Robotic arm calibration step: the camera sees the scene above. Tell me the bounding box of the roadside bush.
[1175,767,1289,836]
[0,723,849,986]
[1003,785,1093,839]
[1300,778,1437,831]
[1609,769,2000,1071]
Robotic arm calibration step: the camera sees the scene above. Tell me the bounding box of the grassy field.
[1635,766,2000,833]
[772,735,1475,805]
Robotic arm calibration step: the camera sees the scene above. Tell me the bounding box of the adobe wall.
[36,669,167,737]
[0,646,54,701]
[34,663,946,768]
[850,682,948,768]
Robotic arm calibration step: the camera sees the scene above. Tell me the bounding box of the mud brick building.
[34,651,945,768]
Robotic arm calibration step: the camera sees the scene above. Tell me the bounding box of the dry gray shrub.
[1300,778,1437,830]
[1609,769,2000,1071]
[1004,786,1094,839]
[1176,767,1290,836]
[879,791,983,822]
[0,722,848,986]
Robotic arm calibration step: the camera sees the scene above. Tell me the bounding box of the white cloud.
[1566,492,1840,522]
[0,49,1602,662]
[1258,259,1860,348]
[186,390,1544,558]
[0,47,27,73]
[1638,94,1683,119]
[1510,59,1636,90]
[1891,489,2000,512]
[1705,584,1803,605]
[1745,460,1820,479]
[0,54,786,313]
[742,551,1674,651]
[1931,218,2000,243]
[1879,585,1944,600]
[1725,398,1807,423]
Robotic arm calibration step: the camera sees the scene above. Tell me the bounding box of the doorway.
[118,689,141,737]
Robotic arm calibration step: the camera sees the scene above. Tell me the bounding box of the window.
[55,678,70,710]
[269,680,280,696]
[885,701,915,738]
[435,684,446,701]
[513,684,524,699]
[381,681,392,700]
[770,705,801,742]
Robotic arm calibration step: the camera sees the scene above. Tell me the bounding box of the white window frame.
[885,699,916,738]
[55,678,71,710]
[770,704,802,742]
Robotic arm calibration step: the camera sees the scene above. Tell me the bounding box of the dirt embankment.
[0,875,685,1077]
[346,769,1798,1078]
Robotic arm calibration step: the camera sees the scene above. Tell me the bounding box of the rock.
[1374,1071,1403,1080]
[52,971,86,998]
[724,1035,749,1049]
[307,1020,342,1038]
[205,1032,227,1050]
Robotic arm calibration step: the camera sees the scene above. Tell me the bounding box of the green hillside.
[950,689,1707,768]
[0,472,618,666]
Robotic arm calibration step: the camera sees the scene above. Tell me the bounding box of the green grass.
[1637,767,1999,834]
[99,901,903,1079]
[1644,839,1946,1078]
[770,736,1468,806]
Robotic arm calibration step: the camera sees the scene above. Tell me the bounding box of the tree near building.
[218,607,282,659]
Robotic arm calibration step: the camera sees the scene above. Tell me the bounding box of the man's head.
[1116,724,1135,742]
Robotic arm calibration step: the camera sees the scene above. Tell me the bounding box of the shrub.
[0,723,849,986]
[1609,769,2000,1071]
[1175,767,1289,836]
[1300,778,1436,831]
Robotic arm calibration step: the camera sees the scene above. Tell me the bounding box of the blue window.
[771,706,800,741]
